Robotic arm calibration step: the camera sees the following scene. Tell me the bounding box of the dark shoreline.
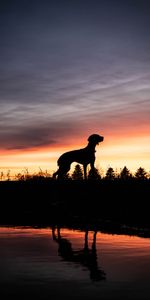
[0,179,150,237]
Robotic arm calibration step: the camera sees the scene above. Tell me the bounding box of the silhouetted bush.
[135,167,147,180]
[88,168,101,180]
[105,167,116,180]
[119,166,132,180]
[72,164,84,180]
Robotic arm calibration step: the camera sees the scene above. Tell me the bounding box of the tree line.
[0,165,149,181]
[66,165,149,180]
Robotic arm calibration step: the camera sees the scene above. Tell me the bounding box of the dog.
[53,133,104,179]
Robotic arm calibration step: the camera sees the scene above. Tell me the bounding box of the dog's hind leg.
[56,164,71,179]
[52,170,59,179]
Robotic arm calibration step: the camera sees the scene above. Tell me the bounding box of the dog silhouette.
[53,134,104,179]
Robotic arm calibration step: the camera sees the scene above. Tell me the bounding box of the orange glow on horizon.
[0,130,149,179]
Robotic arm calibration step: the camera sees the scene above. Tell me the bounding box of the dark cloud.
[0,0,150,150]
[0,119,83,150]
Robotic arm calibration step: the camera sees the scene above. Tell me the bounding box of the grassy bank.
[0,179,150,236]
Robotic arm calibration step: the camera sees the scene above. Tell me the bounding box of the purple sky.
[0,0,150,150]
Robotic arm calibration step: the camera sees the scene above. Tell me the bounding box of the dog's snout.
[100,136,104,141]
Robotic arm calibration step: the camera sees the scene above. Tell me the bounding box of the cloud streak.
[0,0,150,151]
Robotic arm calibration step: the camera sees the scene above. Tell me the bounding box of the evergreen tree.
[105,167,115,180]
[72,164,83,180]
[135,167,147,180]
[120,166,131,180]
[88,167,101,180]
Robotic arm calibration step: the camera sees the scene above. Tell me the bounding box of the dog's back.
[57,147,95,166]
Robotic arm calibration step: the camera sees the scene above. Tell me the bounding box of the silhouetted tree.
[88,167,101,180]
[120,166,131,180]
[72,164,83,180]
[135,167,147,180]
[105,167,115,180]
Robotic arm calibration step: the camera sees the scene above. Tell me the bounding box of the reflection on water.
[52,226,106,282]
[0,226,150,299]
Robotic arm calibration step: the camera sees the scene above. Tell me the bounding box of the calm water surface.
[0,226,150,299]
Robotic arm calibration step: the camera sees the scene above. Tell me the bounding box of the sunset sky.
[0,0,150,177]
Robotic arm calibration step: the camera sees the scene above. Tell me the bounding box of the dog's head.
[88,134,104,145]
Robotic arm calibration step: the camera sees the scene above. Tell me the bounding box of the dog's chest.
[80,149,95,163]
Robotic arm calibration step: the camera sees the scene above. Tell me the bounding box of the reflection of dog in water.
[53,134,104,179]
[52,226,106,282]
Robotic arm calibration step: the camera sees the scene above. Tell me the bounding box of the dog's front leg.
[90,159,95,171]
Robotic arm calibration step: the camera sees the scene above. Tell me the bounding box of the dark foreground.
[0,179,150,237]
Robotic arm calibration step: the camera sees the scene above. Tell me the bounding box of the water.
[0,226,150,299]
